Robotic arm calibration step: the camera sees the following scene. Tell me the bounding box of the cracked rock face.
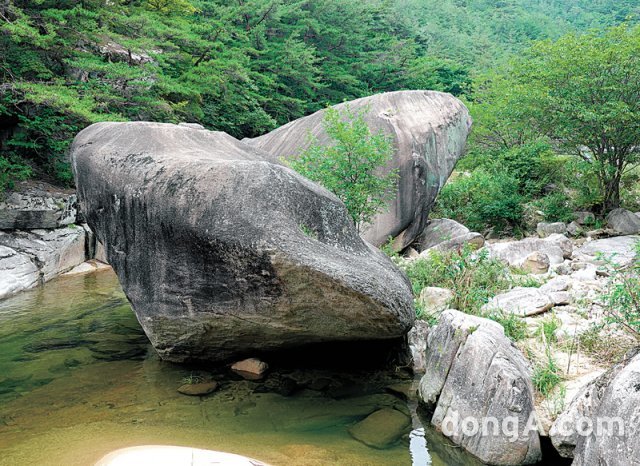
[245,90,472,250]
[418,310,541,465]
[71,122,414,363]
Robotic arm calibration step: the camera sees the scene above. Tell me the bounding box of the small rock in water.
[349,408,411,449]
[177,380,218,396]
[231,358,269,380]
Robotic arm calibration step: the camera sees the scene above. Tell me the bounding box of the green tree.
[473,24,640,213]
[289,106,397,232]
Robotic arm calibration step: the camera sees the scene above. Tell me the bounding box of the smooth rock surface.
[95,446,269,466]
[418,310,541,465]
[0,227,87,299]
[537,222,567,238]
[71,122,415,363]
[574,235,639,267]
[416,219,484,253]
[408,320,430,374]
[482,287,553,316]
[231,358,269,381]
[487,234,572,268]
[522,251,550,274]
[177,380,219,396]
[245,91,472,249]
[606,208,640,235]
[348,408,411,449]
[418,287,453,315]
[572,350,640,465]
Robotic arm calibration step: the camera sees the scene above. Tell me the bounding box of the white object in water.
[95,445,269,466]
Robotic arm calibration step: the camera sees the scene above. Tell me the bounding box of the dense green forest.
[1,0,638,219]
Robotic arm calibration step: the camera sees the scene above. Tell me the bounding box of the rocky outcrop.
[606,208,640,235]
[418,310,541,465]
[71,121,415,363]
[570,349,640,465]
[0,184,77,230]
[0,227,87,299]
[245,91,472,250]
[416,218,484,253]
[487,234,572,269]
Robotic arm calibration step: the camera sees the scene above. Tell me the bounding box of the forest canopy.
[0,0,638,190]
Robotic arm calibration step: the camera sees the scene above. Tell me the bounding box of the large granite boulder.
[418,310,541,465]
[71,122,415,363]
[572,349,640,465]
[244,91,472,250]
[574,235,640,267]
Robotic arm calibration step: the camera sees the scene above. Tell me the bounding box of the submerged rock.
[71,122,414,363]
[418,310,541,465]
[177,380,219,396]
[348,408,411,449]
[245,91,472,250]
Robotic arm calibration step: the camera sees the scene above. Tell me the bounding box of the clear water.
[0,270,480,466]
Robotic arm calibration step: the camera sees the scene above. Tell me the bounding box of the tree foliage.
[289,106,397,232]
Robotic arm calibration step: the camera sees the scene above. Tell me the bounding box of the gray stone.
[574,211,596,225]
[0,190,77,230]
[521,251,550,274]
[574,235,640,267]
[408,320,430,374]
[482,287,554,316]
[231,358,269,381]
[418,310,541,465]
[71,121,414,363]
[418,286,454,315]
[557,349,640,462]
[416,219,484,253]
[566,221,583,237]
[245,91,472,250]
[487,234,572,268]
[177,380,218,396]
[348,408,411,449]
[0,227,87,299]
[606,208,640,235]
[537,222,567,238]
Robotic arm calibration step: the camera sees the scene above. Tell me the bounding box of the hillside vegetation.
[0,0,637,190]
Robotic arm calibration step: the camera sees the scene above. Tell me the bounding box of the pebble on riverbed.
[177,380,219,396]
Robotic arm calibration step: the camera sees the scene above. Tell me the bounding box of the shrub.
[532,353,562,396]
[482,310,528,341]
[0,155,31,195]
[289,105,398,232]
[434,169,525,235]
[600,241,640,341]
[402,245,510,313]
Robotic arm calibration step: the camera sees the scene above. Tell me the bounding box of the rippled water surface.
[0,270,479,466]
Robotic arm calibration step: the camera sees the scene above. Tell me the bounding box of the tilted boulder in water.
[418,310,541,465]
[244,91,472,250]
[71,122,414,363]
